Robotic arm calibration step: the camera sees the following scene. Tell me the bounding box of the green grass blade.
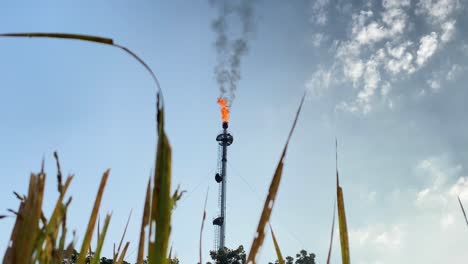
[137,177,152,264]
[149,96,173,264]
[77,169,110,264]
[246,94,305,264]
[269,224,285,264]
[91,213,111,264]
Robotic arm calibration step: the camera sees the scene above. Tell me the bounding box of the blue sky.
[1,1,468,263]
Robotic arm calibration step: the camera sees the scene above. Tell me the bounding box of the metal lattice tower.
[213,121,233,251]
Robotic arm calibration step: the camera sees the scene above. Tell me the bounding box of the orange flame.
[217,98,230,123]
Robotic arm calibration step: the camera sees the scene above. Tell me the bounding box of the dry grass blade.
[326,200,336,264]
[137,177,152,264]
[0,33,113,44]
[115,242,130,264]
[168,244,173,260]
[3,172,46,264]
[246,94,305,264]
[77,169,110,264]
[269,224,285,264]
[458,196,468,227]
[40,175,73,254]
[13,191,24,201]
[336,140,350,264]
[114,210,133,260]
[336,175,350,264]
[0,32,163,104]
[54,151,63,194]
[199,188,209,264]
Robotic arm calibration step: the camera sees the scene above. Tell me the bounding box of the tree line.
[63,246,315,264]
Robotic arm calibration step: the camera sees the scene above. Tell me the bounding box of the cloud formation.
[308,0,465,113]
[349,155,468,263]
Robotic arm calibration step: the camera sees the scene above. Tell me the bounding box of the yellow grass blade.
[246,94,305,264]
[269,224,285,264]
[337,172,350,264]
[77,169,110,264]
[114,210,133,260]
[3,172,46,264]
[115,242,130,264]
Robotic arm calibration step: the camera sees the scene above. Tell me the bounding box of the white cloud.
[446,64,461,81]
[310,0,330,25]
[355,22,388,45]
[374,225,404,249]
[381,82,391,97]
[416,0,459,22]
[306,0,463,113]
[425,63,463,93]
[357,58,381,112]
[385,42,415,75]
[449,176,468,200]
[427,78,441,91]
[416,32,439,66]
[382,0,411,9]
[343,59,365,85]
[350,224,404,252]
[441,20,456,43]
[306,66,333,95]
[441,213,455,229]
[311,33,325,47]
[350,155,468,263]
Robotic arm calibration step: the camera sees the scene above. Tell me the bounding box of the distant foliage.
[268,249,316,264]
[207,246,246,264]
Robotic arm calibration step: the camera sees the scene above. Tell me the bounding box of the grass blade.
[148,96,173,264]
[246,94,305,264]
[336,140,350,264]
[137,177,152,264]
[458,196,468,227]
[0,32,163,103]
[326,200,336,264]
[0,33,113,44]
[77,169,110,264]
[269,224,285,264]
[114,210,133,260]
[115,242,130,264]
[199,188,209,264]
[91,213,112,264]
[3,172,46,264]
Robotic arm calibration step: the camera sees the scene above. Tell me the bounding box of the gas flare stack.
[213,99,233,251]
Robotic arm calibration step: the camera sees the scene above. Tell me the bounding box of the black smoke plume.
[210,0,253,106]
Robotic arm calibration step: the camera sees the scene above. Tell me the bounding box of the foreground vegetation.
[1,33,351,264]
